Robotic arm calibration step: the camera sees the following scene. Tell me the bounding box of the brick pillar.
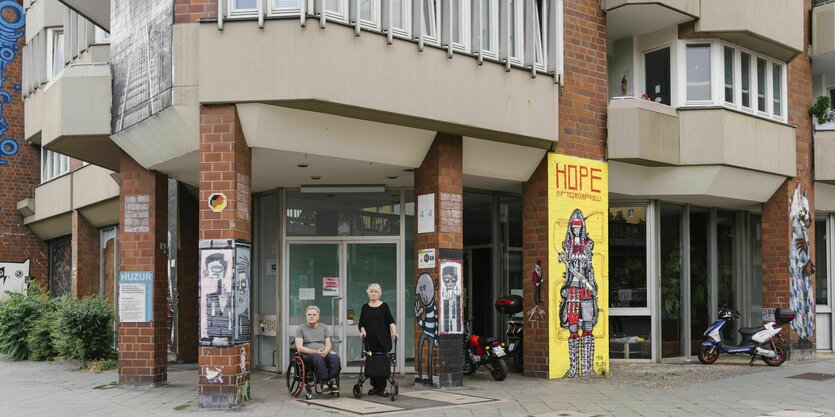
[0,2,48,285]
[522,156,549,378]
[118,153,169,386]
[198,104,252,407]
[71,211,100,298]
[176,183,199,363]
[762,0,815,358]
[414,133,464,388]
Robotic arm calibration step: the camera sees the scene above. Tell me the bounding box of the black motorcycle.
[495,294,524,372]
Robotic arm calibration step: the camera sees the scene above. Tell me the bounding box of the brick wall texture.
[118,153,169,386]
[555,0,608,161]
[413,133,464,387]
[175,0,218,23]
[522,156,550,378]
[0,21,48,284]
[762,0,815,347]
[71,210,100,297]
[198,104,252,405]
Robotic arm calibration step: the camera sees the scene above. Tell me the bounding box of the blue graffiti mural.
[0,0,24,166]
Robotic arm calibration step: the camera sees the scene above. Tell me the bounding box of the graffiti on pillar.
[199,239,252,347]
[533,259,545,304]
[0,258,29,299]
[439,261,462,334]
[199,240,235,347]
[234,244,251,344]
[528,305,547,322]
[413,272,437,385]
[205,366,223,384]
[0,0,24,167]
[558,209,599,378]
[49,236,72,297]
[789,185,815,341]
[549,153,609,380]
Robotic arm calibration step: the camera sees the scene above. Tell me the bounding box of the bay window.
[723,46,733,104]
[740,52,751,109]
[756,57,766,113]
[772,63,783,118]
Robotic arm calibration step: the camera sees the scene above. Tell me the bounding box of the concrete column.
[414,133,464,388]
[117,153,169,387]
[197,104,252,407]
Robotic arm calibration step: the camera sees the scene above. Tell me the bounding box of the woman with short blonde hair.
[358,282,398,396]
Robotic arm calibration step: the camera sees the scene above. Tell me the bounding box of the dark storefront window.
[609,316,651,359]
[49,235,72,297]
[285,192,401,236]
[817,220,828,306]
[609,206,648,308]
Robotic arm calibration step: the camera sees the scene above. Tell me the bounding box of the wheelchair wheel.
[390,384,398,401]
[286,356,305,398]
[305,391,313,400]
[352,384,362,398]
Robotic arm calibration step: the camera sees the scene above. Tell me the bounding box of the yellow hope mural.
[547,153,609,379]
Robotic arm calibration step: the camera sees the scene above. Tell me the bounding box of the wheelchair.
[286,343,340,400]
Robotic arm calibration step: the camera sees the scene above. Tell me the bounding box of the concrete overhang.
[58,0,109,32]
[26,64,120,170]
[816,182,835,212]
[681,0,803,63]
[21,165,119,240]
[604,0,698,40]
[199,19,558,148]
[815,129,835,184]
[609,161,787,210]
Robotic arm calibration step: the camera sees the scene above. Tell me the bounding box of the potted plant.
[810,95,833,125]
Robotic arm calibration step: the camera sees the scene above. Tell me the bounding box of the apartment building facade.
[0,0,828,408]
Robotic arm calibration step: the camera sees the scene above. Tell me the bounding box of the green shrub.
[0,285,49,360]
[810,95,832,124]
[52,295,115,367]
[27,298,63,361]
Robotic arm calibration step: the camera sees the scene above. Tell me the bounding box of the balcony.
[57,0,109,31]
[20,164,119,240]
[199,2,561,146]
[608,98,796,177]
[815,128,835,184]
[24,64,120,170]
[813,1,835,74]
[604,0,699,40]
[684,0,803,62]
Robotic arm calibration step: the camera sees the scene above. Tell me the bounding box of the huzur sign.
[548,153,609,379]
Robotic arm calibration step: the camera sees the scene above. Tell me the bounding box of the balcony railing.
[220,0,563,81]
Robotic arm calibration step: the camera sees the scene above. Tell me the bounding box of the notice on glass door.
[323,277,339,296]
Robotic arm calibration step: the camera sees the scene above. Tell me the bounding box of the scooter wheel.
[762,342,787,366]
[698,345,719,364]
[352,384,362,398]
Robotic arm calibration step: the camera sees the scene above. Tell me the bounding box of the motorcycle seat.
[479,336,498,346]
[738,326,765,335]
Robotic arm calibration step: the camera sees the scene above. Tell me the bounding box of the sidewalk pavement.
[2,353,834,417]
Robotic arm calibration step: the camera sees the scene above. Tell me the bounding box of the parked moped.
[698,307,794,366]
[463,321,508,381]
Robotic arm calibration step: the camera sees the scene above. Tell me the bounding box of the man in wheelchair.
[295,305,341,394]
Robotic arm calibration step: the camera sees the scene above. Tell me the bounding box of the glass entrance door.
[344,243,398,372]
[287,242,398,372]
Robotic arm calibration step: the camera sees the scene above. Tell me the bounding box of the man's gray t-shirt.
[296,323,331,350]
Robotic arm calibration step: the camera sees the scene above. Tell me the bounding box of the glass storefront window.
[690,208,710,352]
[717,211,736,343]
[288,244,340,326]
[255,194,278,369]
[817,219,828,306]
[660,204,684,358]
[286,192,401,236]
[609,316,651,359]
[609,206,648,308]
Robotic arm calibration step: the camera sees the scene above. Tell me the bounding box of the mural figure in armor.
[558,209,599,377]
[414,272,437,384]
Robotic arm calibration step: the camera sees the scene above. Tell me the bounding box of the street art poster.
[789,185,815,341]
[413,272,437,384]
[199,239,252,347]
[0,258,29,299]
[234,243,251,344]
[110,0,173,133]
[548,153,609,379]
[49,236,72,297]
[0,0,24,167]
[118,271,153,322]
[439,260,463,335]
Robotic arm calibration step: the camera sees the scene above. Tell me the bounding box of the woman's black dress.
[358,302,395,393]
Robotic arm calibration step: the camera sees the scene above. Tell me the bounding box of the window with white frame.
[421,0,439,43]
[229,0,258,16]
[94,26,110,44]
[509,0,523,64]
[685,43,711,102]
[41,149,70,183]
[480,0,498,58]
[46,28,64,81]
[388,0,410,37]
[450,0,470,52]
[533,0,545,70]
[684,41,787,122]
[272,0,301,16]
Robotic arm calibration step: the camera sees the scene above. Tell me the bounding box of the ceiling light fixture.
[300,185,386,194]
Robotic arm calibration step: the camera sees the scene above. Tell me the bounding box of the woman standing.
[358,283,398,396]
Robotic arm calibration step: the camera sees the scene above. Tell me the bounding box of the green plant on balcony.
[810,95,833,125]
